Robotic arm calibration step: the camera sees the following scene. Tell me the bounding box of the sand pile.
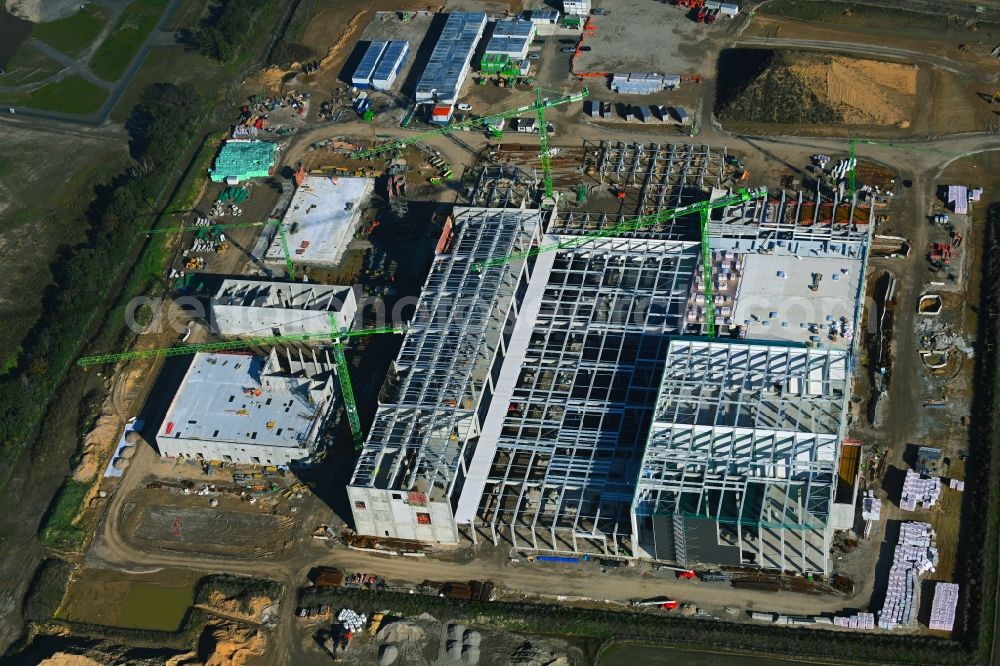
[717,49,918,126]
[37,655,106,666]
[200,622,266,666]
[789,55,917,125]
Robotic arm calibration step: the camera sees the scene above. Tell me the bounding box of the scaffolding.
[461,237,702,556]
[631,339,850,574]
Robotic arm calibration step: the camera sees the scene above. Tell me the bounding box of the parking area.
[573,0,738,75]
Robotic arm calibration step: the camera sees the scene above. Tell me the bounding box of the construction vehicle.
[473,187,768,338]
[992,91,1000,104]
[808,272,823,292]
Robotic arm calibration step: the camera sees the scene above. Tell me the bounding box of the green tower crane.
[534,88,555,203]
[473,186,768,338]
[273,218,295,280]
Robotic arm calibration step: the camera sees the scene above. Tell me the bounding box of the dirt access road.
[86,445,891,666]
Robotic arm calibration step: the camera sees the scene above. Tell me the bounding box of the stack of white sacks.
[338,608,367,633]
[833,612,876,629]
[900,470,940,511]
[878,522,938,629]
[928,582,959,631]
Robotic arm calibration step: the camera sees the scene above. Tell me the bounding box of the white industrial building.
[483,19,535,60]
[265,175,373,268]
[210,279,357,337]
[415,12,487,104]
[155,348,337,465]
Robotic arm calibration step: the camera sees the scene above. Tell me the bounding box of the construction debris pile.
[928,582,960,631]
[877,522,938,629]
[900,469,941,511]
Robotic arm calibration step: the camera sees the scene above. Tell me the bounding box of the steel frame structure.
[349,207,546,523]
[631,339,849,574]
[463,237,701,555]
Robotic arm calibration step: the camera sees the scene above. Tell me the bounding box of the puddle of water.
[116,582,194,631]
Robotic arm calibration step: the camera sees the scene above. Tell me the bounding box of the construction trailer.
[563,0,591,16]
[211,279,357,337]
[352,41,389,89]
[370,41,410,91]
[483,18,535,60]
[156,348,337,465]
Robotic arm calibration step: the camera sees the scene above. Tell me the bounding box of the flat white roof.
[732,254,862,349]
[266,176,373,266]
[157,351,333,450]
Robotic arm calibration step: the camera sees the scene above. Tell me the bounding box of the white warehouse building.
[415,12,487,104]
[156,349,338,466]
[210,279,357,337]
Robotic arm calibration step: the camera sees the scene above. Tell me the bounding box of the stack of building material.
[878,522,938,629]
[862,490,881,539]
[900,469,940,511]
[970,187,983,202]
[949,478,965,491]
[947,185,968,215]
[928,582,959,631]
[833,612,875,629]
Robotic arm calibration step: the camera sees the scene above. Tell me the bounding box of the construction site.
[28,1,1000,663]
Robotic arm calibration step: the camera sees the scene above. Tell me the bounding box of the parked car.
[527,53,541,60]
[560,47,576,53]
[579,46,592,51]
[457,103,472,111]
[560,39,576,44]
[592,7,610,15]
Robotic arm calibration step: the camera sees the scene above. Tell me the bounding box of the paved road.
[0,0,184,125]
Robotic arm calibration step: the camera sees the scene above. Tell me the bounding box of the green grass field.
[110,47,225,123]
[89,0,168,82]
[33,3,110,58]
[2,75,107,114]
[0,45,63,86]
[39,478,91,550]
